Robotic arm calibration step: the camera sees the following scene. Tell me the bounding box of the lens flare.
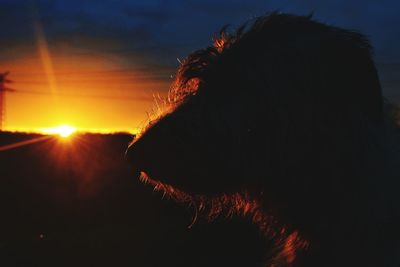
[41,125,76,138]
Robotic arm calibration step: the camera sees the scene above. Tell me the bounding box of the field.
[0,132,263,267]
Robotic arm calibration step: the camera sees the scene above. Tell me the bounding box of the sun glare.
[42,125,77,138]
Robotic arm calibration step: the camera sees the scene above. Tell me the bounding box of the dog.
[127,12,400,266]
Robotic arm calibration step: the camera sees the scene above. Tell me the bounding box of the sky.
[0,0,399,133]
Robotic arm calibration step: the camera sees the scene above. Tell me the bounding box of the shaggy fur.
[127,13,400,266]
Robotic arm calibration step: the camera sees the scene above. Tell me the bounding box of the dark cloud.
[1,0,398,59]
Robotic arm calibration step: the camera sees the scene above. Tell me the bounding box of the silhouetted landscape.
[0,132,265,267]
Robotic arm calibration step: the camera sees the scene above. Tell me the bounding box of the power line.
[14,80,169,85]
[8,67,175,76]
[14,89,155,101]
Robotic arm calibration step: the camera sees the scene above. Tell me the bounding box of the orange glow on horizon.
[41,125,76,138]
[0,49,171,134]
[0,13,172,134]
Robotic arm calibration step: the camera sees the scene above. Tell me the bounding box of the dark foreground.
[0,132,264,267]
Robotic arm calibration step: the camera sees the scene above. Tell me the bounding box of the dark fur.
[127,13,400,266]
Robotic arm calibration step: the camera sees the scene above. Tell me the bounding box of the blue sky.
[1,0,399,61]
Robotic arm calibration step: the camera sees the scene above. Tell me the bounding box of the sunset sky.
[0,0,399,133]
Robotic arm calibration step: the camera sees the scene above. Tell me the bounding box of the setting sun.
[42,125,76,138]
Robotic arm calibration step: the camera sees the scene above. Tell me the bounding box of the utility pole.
[0,71,15,131]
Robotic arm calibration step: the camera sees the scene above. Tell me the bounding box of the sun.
[42,125,77,138]
[56,125,76,137]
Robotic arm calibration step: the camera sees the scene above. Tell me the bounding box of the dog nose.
[125,140,144,179]
[125,140,136,163]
